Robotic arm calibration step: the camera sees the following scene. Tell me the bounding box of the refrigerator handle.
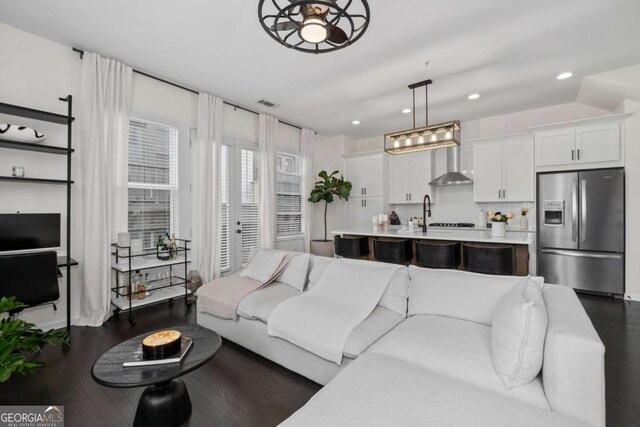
[580,179,587,243]
[572,180,578,242]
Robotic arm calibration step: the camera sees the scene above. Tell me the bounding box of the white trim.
[342,148,383,159]
[528,113,630,131]
[276,234,305,242]
[624,293,640,302]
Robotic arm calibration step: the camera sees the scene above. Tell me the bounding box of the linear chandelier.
[258,0,370,54]
[384,79,460,155]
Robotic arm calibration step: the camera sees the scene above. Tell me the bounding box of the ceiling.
[1,0,640,139]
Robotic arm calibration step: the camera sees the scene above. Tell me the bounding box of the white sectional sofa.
[196,254,605,427]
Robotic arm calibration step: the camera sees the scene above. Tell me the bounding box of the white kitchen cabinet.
[471,133,534,202]
[388,151,434,204]
[346,197,383,229]
[344,151,387,228]
[346,153,383,197]
[531,114,627,170]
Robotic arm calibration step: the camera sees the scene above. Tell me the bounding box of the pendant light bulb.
[300,16,328,43]
[406,137,412,146]
[393,139,400,148]
[418,135,424,144]
[445,130,452,140]
[430,132,438,142]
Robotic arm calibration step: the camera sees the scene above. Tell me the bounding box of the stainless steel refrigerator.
[537,168,625,295]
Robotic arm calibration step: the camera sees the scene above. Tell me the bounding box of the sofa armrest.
[542,284,605,427]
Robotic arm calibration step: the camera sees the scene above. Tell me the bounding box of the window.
[128,118,179,248]
[276,152,303,238]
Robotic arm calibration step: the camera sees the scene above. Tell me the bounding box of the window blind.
[241,149,260,265]
[276,153,303,237]
[220,145,230,271]
[128,118,179,248]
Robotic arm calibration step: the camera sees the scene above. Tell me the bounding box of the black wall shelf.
[0,96,75,333]
[0,176,74,185]
[0,101,75,124]
[0,139,74,155]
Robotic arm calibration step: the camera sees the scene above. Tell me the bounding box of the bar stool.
[373,238,413,265]
[462,243,515,276]
[415,241,461,269]
[334,236,370,259]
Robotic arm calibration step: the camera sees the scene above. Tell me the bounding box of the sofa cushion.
[281,352,582,427]
[343,307,403,359]
[307,255,334,289]
[368,315,550,409]
[237,282,300,322]
[408,266,544,325]
[277,253,311,291]
[308,257,409,317]
[492,278,548,389]
[239,249,286,282]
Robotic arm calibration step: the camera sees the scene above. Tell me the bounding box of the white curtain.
[193,93,224,282]
[301,128,315,252]
[259,114,278,249]
[77,52,132,326]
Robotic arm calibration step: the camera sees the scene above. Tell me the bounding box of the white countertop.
[332,228,534,245]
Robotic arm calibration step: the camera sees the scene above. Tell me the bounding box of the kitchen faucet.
[423,194,432,232]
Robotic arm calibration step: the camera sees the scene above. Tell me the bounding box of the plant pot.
[520,216,529,231]
[310,240,335,257]
[491,222,507,238]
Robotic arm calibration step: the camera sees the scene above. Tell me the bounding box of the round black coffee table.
[92,325,221,427]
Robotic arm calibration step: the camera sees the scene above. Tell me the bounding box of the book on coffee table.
[123,337,193,367]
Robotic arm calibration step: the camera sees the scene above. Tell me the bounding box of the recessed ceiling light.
[352,120,360,125]
[468,93,480,100]
[556,72,573,80]
[402,108,412,114]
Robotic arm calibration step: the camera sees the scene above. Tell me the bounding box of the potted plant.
[308,170,352,256]
[0,297,70,383]
[488,211,514,238]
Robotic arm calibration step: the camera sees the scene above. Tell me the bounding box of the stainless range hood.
[429,146,473,186]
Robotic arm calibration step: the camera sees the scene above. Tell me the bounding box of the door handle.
[236,229,242,234]
[540,249,622,260]
[498,189,501,199]
[577,149,581,160]
[571,181,578,242]
[580,179,587,242]
[364,187,367,195]
[571,149,575,161]
[502,190,506,199]
[409,193,412,201]
[364,199,367,207]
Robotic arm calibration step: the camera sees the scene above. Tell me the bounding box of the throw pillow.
[239,249,286,283]
[276,253,311,291]
[491,277,548,389]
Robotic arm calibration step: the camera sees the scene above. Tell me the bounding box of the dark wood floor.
[1,295,639,426]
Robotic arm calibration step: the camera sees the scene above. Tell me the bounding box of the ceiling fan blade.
[271,21,300,31]
[327,25,348,44]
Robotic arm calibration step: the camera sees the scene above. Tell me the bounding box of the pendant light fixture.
[384,79,460,155]
[258,0,370,54]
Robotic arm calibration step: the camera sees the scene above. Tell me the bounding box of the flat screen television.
[0,213,61,252]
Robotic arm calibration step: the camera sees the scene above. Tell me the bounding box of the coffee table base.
[133,379,192,427]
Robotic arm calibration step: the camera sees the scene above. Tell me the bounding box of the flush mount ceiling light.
[352,120,361,125]
[402,108,412,114]
[556,72,573,80]
[384,79,461,155]
[258,0,370,54]
[468,93,480,100]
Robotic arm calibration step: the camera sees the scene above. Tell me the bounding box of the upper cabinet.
[531,114,628,171]
[388,151,434,204]
[346,152,383,197]
[471,133,534,202]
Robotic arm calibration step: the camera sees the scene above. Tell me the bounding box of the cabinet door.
[363,198,383,225]
[388,154,411,204]
[535,129,576,166]
[362,155,383,197]
[346,158,363,196]
[473,142,503,202]
[502,138,534,202]
[576,123,620,164]
[409,151,433,202]
[346,198,364,229]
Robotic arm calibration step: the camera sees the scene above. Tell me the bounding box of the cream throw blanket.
[196,252,296,319]
[268,259,402,365]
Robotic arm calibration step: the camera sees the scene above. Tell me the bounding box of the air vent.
[257,99,280,108]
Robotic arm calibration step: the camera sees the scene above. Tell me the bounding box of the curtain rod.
[72,47,314,133]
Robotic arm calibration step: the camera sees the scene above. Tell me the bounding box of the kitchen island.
[332,227,534,275]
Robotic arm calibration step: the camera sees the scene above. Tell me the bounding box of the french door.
[221,138,260,273]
